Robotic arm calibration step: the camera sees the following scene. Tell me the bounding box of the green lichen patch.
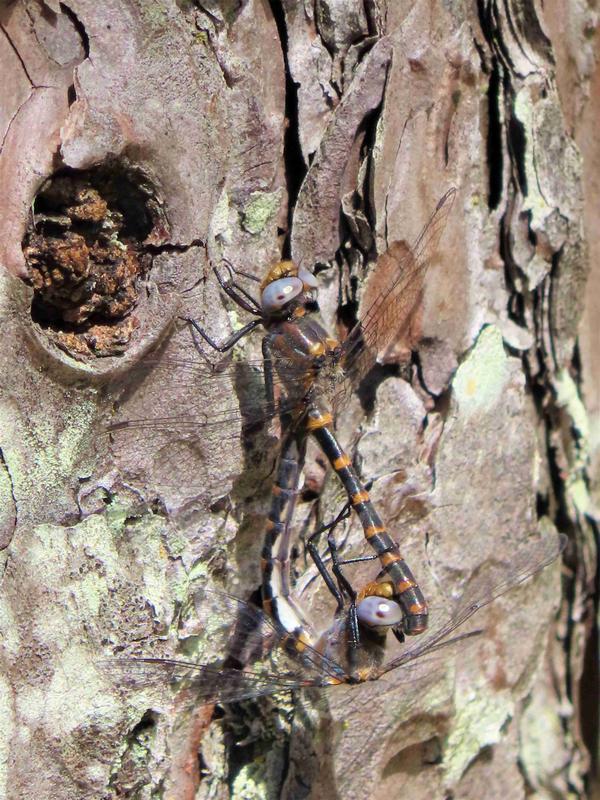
[555,368,594,516]
[1,390,96,513]
[0,675,12,794]
[44,643,123,736]
[230,739,288,800]
[241,190,283,235]
[519,683,566,789]
[452,325,509,417]
[212,188,233,243]
[555,368,590,443]
[443,684,514,786]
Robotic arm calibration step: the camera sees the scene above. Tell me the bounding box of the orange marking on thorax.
[309,341,325,356]
[365,525,386,539]
[297,631,313,648]
[409,602,427,614]
[287,631,313,653]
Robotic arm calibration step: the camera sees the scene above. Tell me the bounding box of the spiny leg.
[308,491,397,648]
[306,503,353,612]
[221,258,262,284]
[184,316,262,353]
[213,263,262,314]
[323,510,362,648]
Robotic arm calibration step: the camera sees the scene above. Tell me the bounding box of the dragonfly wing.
[103,658,324,705]
[103,590,348,705]
[379,532,565,676]
[336,188,457,396]
[104,351,314,495]
[108,354,315,438]
[189,589,348,683]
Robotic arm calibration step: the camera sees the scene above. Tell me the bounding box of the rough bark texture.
[0,1,598,799]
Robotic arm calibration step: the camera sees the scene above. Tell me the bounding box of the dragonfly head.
[260,261,318,317]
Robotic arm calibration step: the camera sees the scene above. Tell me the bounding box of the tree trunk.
[0,1,597,799]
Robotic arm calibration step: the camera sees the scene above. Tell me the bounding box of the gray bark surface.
[0,1,597,799]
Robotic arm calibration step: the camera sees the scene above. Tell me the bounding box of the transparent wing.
[101,535,562,706]
[103,589,348,706]
[191,589,346,681]
[379,532,565,677]
[111,190,455,440]
[105,658,322,705]
[336,188,457,396]
[104,349,317,495]
[108,353,314,441]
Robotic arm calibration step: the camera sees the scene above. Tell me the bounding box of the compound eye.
[356,596,404,628]
[298,266,318,288]
[261,277,304,313]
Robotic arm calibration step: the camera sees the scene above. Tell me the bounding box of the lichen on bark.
[0,1,597,799]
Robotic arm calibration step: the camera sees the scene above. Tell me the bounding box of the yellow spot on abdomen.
[365,525,385,539]
[333,454,351,470]
[305,412,333,431]
[351,490,370,505]
[397,580,416,593]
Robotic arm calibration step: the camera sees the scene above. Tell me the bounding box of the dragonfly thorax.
[267,315,342,387]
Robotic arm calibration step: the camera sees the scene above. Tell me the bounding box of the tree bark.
[0,1,597,799]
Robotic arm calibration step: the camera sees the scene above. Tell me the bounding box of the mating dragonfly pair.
[111,188,564,701]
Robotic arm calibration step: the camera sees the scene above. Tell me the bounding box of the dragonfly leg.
[335,539,402,567]
[325,525,363,648]
[213,264,262,314]
[334,553,379,566]
[306,407,429,635]
[306,502,364,648]
[221,258,262,283]
[184,316,262,353]
[306,503,352,615]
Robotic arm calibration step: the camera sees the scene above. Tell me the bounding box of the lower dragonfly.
[111,189,457,639]
[112,533,565,704]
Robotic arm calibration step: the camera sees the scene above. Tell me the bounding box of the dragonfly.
[109,534,565,705]
[110,189,456,642]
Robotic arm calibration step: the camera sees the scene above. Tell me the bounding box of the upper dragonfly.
[110,189,457,639]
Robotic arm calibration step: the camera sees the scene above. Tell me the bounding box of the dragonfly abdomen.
[306,406,429,635]
[261,430,317,650]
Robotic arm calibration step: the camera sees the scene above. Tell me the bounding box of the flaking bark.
[0,2,598,799]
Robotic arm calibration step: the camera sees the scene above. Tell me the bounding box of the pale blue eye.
[298,266,318,288]
[356,596,403,627]
[261,277,304,313]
